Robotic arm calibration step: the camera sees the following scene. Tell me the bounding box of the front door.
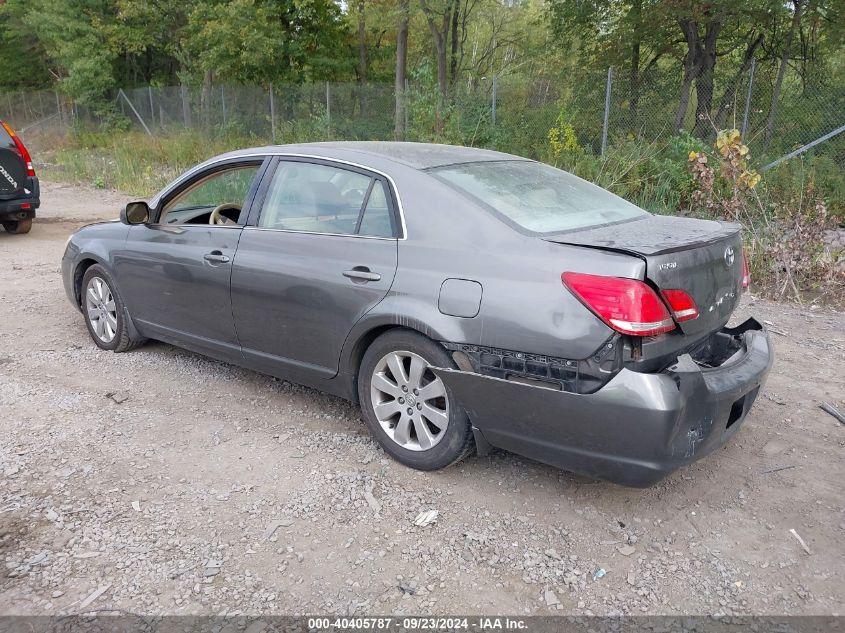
[115,160,264,358]
[231,158,400,381]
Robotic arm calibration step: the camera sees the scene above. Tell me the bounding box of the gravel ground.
[1,180,844,617]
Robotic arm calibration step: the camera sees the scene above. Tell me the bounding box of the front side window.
[258,161,395,237]
[160,164,260,225]
[430,160,647,234]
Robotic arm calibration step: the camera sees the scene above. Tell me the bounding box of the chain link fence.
[2,63,843,169]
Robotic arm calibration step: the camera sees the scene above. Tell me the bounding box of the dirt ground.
[1,180,844,617]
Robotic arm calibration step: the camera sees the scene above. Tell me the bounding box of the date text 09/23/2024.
[307,617,528,630]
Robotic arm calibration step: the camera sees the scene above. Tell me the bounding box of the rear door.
[0,123,25,200]
[231,157,399,379]
[114,158,267,358]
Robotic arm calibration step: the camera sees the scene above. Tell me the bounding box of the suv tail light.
[1,121,35,177]
[661,289,699,322]
[741,251,750,291]
[562,272,675,336]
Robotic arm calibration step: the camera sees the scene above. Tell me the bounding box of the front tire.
[81,264,145,352]
[2,218,32,234]
[358,329,474,470]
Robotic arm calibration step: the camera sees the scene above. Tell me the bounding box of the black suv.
[0,120,39,234]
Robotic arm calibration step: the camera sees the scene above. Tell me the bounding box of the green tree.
[0,1,52,89]
[185,0,351,85]
[15,0,119,104]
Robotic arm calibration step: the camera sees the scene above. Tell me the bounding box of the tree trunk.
[674,70,695,133]
[419,0,450,132]
[765,0,803,146]
[691,20,721,138]
[674,18,722,137]
[357,0,367,116]
[435,32,447,132]
[449,0,460,90]
[434,12,449,102]
[674,20,699,132]
[628,0,642,125]
[394,0,409,140]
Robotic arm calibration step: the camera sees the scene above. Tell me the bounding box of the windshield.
[430,160,648,234]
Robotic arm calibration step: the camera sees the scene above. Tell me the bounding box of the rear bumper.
[0,176,39,220]
[434,318,773,487]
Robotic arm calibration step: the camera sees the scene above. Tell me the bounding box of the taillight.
[741,251,750,291]
[661,289,699,322]
[562,272,675,337]
[1,121,35,177]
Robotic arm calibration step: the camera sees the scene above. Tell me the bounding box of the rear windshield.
[430,160,647,234]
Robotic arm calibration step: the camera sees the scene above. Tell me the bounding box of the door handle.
[204,251,231,264]
[343,268,381,282]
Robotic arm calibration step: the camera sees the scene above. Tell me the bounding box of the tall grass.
[34,130,258,195]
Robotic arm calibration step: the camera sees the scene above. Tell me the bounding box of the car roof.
[221,141,528,170]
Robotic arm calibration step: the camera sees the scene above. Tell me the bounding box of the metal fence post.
[326,81,331,129]
[491,75,497,129]
[269,84,276,143]
[180,83,192,128]
[601,67,613,156]
[404,78,409,134]
[741,58,756,138]
[221,86,227,126]
[118,89,153,136]
[148,87,154,131]
[762,123,845,171]
[55,91,62,127]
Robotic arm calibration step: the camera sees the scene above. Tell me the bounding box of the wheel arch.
[72,256,107,308]
[339,316,449,403]
[74,255,146,347]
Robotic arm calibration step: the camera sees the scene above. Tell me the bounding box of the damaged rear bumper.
[433,318,773,487]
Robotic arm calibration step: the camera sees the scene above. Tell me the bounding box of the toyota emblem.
[724,246,735,268]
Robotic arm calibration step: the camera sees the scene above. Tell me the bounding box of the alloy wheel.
[85,276,118,344]
[370,350,449,451]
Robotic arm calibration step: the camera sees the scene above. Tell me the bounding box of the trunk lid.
[546,214,744,337]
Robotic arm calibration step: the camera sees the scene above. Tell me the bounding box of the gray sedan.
[61,142,772,486]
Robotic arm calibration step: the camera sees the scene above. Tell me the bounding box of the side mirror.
[121,201,150,225]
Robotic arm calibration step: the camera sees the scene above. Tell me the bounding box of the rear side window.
[0,123,15,150]
[430,160,647,234]
[357,181,393,237]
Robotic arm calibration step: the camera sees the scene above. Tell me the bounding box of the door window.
[159,164,260,226]
[258,161,395,237]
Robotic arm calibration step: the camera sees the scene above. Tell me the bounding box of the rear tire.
[2,218,32,234]
[358,329,474,470]
[81,264,146,352]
